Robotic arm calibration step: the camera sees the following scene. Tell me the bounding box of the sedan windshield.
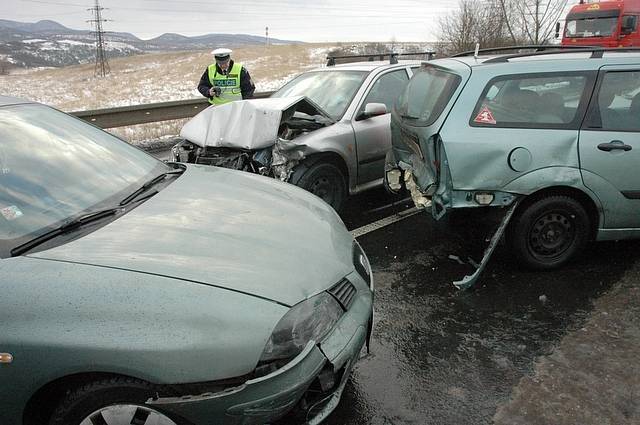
[0,103,169,251]
[272,70,367,120]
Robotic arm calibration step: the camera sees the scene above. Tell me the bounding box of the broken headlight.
[259,293,343,366]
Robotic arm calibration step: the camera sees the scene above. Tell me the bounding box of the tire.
[49,377,183,425]
[507,195,590,270]
[290,160,347,212]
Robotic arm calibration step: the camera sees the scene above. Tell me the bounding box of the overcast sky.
[2,0,467,42]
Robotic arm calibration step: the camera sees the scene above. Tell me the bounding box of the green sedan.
[0,96,373,425]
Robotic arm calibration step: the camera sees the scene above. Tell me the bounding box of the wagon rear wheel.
[507,195,590,270]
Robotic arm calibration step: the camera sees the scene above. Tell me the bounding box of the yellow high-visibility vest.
[207,62,243,105]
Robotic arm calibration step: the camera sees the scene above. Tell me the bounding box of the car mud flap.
[453,200,520,291]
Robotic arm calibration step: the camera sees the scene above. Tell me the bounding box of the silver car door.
[352,68,410,186]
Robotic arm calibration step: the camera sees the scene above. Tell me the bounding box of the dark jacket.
[197,60,255,101]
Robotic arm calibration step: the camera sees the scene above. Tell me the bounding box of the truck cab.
[562,0,640,47]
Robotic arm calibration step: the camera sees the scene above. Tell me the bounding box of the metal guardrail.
[70,91,274,129]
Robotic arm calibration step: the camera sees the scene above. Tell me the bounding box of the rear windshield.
[395,64,461,127]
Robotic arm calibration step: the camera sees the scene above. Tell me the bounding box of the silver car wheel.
[80,404,177,425]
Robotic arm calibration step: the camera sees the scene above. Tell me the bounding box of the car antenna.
[474,43,480,60]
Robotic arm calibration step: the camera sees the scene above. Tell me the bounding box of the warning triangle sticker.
[474,105,497,125]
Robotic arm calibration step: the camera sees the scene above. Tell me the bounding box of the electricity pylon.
[88,0,110,77]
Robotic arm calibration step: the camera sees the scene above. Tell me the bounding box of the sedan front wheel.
[49,377,183,425]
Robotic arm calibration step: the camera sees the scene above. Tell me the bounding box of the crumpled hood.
[29,164,354,306]
[180,96,332,150]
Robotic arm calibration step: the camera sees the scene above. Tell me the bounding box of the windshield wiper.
[119,170,184,206]
[401,114,421,120]
[11,207,122,257]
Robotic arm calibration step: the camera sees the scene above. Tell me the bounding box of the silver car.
[172,59,422,211]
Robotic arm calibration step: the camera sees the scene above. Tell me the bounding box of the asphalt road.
[149,149,640,425]
[327,190,640,425]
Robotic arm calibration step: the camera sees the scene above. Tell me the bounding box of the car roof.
[310,60,423,72]
[0,95,34,107]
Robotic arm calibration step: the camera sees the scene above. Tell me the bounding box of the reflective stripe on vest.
[207,62,243,105]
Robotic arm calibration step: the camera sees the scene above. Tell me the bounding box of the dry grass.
[0,43,335,111]
[0,43,336,143]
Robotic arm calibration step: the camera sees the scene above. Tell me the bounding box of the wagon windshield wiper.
[401,113,421,120]
[10,207,122,257]
[119,169,184,206]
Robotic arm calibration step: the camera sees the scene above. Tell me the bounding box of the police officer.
[197,48,255,105]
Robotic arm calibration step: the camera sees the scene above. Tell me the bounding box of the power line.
[87,0,110,77]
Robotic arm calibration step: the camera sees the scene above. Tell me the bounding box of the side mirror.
[356,103,388,121]
[555,22,561,39]
[621,16,636,35]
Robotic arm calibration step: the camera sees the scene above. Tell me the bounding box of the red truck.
[561,0,640,47]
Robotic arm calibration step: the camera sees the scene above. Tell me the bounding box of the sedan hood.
[29,165,354,306]
[180,96,333,150]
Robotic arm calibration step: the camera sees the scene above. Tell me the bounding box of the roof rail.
[451,44,598,58]
[482,46,640,63]
[326,51,435,66]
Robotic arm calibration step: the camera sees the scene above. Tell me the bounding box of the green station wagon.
[385,47,640,288]
[0,96,373,425]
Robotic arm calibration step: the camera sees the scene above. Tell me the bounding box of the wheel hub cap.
[530,213,574,256]
[80,404,177,425]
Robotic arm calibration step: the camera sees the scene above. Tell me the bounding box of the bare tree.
[509,0,568,44]
[438,0,514,55]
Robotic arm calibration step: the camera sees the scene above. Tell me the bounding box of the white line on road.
[350,207,423,238]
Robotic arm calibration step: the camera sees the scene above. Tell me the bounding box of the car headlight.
[259,293,344,366]
[353,241,373,290]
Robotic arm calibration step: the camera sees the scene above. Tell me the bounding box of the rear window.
[395,64,461,127]
[470,72,593,129]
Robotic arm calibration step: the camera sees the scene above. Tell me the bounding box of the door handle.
[597,140,632,152]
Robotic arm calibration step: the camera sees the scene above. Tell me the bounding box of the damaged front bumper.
[147,271,373,425]
[173,96,334,183]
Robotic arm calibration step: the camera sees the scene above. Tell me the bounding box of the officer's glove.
[209,87,222,97]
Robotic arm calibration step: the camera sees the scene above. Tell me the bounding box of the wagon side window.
[585,70,640,132]
[470,73,591,129]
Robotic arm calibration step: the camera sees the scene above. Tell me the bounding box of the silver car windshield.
[273,70,367,120]
[0,104,168,245]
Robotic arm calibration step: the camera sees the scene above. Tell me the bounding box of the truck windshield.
[395,64,461,127]
[273,70,367,120]
[566,12,620,37]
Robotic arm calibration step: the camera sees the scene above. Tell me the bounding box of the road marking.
[351,207,423,238]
